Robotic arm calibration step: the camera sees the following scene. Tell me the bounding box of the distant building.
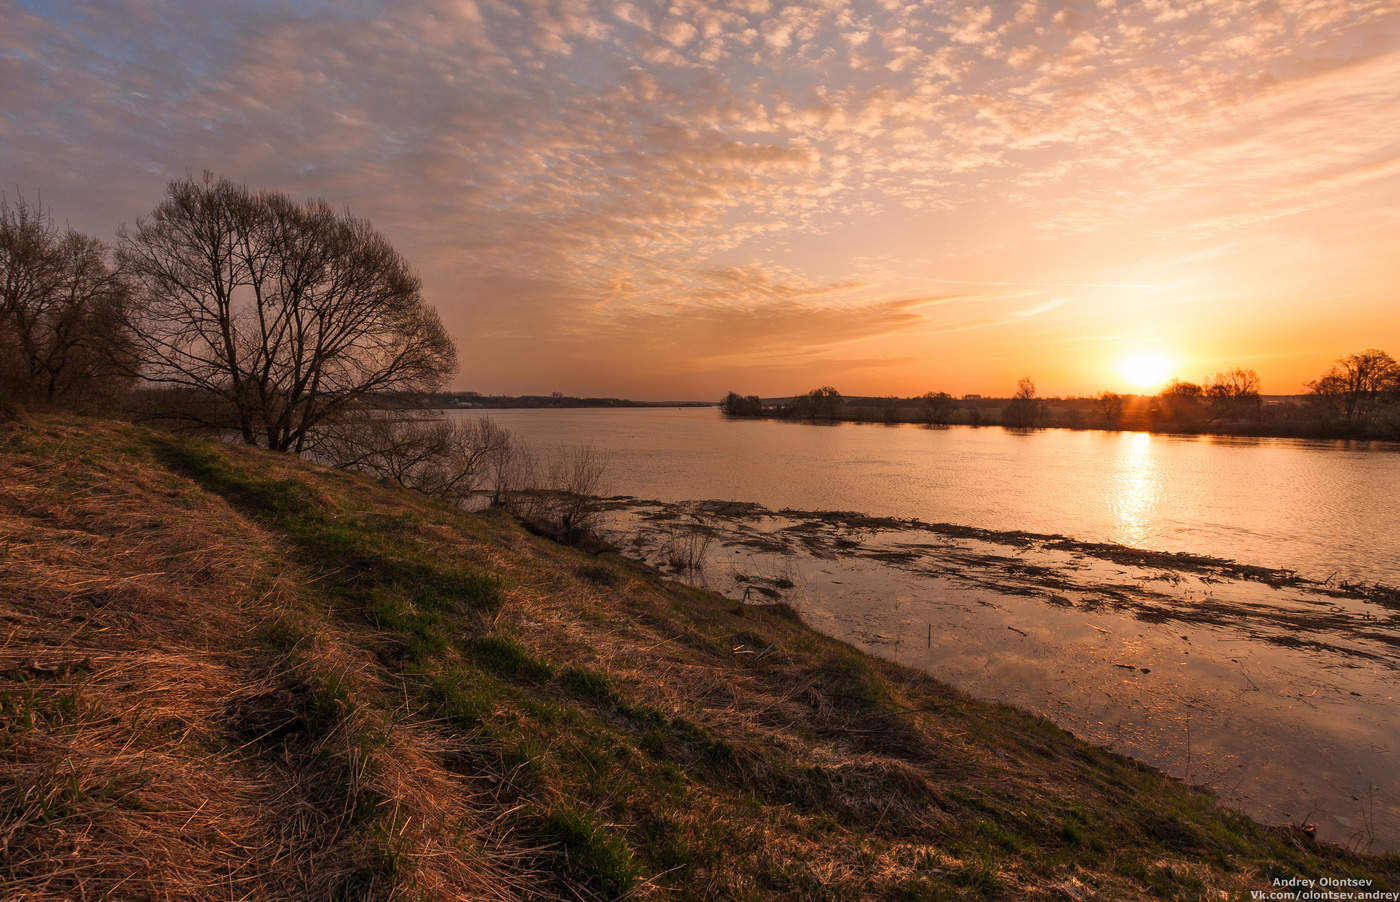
[963,393,983,400]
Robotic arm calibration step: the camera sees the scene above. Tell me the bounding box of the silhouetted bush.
[720,392,764,416]
[1003,377,1042,428]
[0,193,135,404]
[1307,349,1399,438]
[921,391,956,425]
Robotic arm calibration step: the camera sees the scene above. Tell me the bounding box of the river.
[459,406,1399,582]
[447,406,1400,850]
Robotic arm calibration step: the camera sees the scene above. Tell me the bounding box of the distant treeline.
[721,351,1400,441]
[374,392,712,410]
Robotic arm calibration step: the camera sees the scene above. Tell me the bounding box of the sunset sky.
[3,0,1398,399]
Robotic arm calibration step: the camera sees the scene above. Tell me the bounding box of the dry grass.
[1,412,1397,900]
[0,417,522,900]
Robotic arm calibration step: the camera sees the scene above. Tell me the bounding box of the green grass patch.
[540,806,640,898]
[500,737,548,792]
[575,563,619,587]
[253,614,315,653]
[423,666,499,730]
[558,666,616,704]
[305,669,354,740]
[156,439,502,625]
[973,817,1022,852]
[0,686,86,741]
[951,853,1002,897]
[471,635,553,682]
[813,653,895,709]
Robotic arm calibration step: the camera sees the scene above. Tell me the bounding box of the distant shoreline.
[407,394,1399,442]
[721,410,1400,443]
[372,392,714,410]
[718,394,1400,443]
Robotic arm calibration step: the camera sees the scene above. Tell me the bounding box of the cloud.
[1,0,1396,396]
[1010,296,1069,318]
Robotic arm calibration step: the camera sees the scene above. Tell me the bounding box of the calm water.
[452,407,1400,583]
[450,406,1400,847]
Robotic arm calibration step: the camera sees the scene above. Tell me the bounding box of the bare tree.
[1308,349,1398,434]
[920,390,955,425]
[0,193,133,402]
[315,413,515,506]
[1205,368,1261,423]
[118,175,455,451]
[1003,377,1042,427]
[1095,391,1124,427]
[1160,380,1203,401]
[805,385,843,420]
[720,392,764,417]
[1153,379,1205,429]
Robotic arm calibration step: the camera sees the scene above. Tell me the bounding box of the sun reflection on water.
[1109,432,1162,546]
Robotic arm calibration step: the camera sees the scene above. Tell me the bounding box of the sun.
[1117,351,1175,391]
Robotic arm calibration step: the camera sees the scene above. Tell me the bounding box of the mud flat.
[599,496,1400,852]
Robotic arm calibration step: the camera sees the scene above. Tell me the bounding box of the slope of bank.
[1,411,1395,900]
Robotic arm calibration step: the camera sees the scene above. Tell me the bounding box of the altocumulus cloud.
[2,0,1397,396]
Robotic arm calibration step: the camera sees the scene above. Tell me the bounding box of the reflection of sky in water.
[458,407,1400,582]
[1110,432,1162,547]
[603,502,1400,851]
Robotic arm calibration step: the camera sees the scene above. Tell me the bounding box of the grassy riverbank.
[2,410,1396,899]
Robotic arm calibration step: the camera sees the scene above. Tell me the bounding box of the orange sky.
[3,0,1398,398]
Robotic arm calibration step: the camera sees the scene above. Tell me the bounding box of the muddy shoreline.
[594,495,1400,852]
[600,495,1400,660]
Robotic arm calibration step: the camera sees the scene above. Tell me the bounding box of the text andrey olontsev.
[1252,877,1397,901]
